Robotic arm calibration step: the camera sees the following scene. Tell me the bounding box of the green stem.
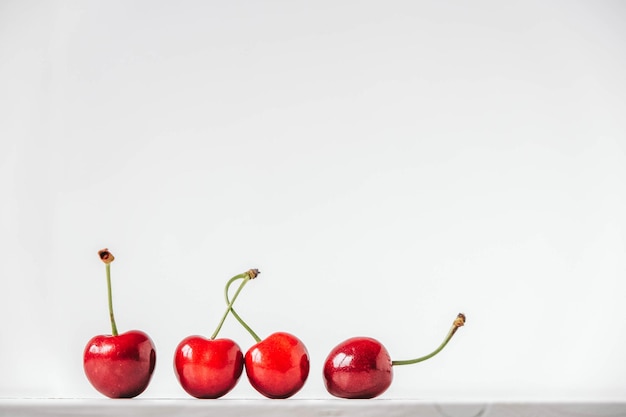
[106,263,119,337]
[210,273,251,340]
[225,272,261,343]
[391,313,465,366]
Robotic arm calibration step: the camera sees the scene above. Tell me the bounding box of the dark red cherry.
[323,313,466,399]
[323,337,392,399]
[84,330,156,398]
[84,249,157,398]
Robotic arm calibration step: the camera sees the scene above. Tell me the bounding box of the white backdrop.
[1,0,625,401]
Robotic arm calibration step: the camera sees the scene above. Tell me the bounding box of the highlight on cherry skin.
[323,313,466,399]
[83,249,157,399]
[173,269,259,399]
[225,275,310,399]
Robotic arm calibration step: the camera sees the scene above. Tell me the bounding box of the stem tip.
[247,269,260,279]
[98,248,115,264]
[454,313,466,328]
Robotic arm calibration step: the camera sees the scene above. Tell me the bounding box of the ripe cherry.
[173,269,258,399]
[83,249,157,398]
[225,276,310,399]
[244,331,310,399]
[323,313,465,399]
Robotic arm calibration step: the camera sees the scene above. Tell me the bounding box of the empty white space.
[0,0,625,400]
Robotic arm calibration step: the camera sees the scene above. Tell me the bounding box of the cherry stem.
[105,263,119,337]
[225,272,262,343]
[209,270,257,340]
[391,313,466,366]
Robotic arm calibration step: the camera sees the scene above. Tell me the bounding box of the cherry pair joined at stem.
[174,269,309,399]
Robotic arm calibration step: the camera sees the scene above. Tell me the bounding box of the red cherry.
[174,336,244,398]
[173,269,259,398]
[323,313,466,399]
[83,330,156,398]
[223,272,311,398]
[323,337,392,399]
[244,332,310,399]
[84,249,157,398]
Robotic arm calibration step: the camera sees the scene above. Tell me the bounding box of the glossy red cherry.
[174,336,244,398]
[224,275,310,398]
[173,269,258,398]
[323,337,392,399]
[83,249,157,398]
[84,330,156,398]
[323,313,466,399]
[245,332,310,399]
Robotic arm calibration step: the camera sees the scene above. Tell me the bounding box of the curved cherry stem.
[210,269,258,340]
[225,273,262,343]
[391,313,466,366]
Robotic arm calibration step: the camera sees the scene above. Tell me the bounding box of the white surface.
[1,0,625,401]
[1,400,626,417]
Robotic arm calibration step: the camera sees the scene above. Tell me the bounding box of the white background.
[1,0,625,401]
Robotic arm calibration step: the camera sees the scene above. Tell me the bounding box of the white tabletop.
[1,399,625,417]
